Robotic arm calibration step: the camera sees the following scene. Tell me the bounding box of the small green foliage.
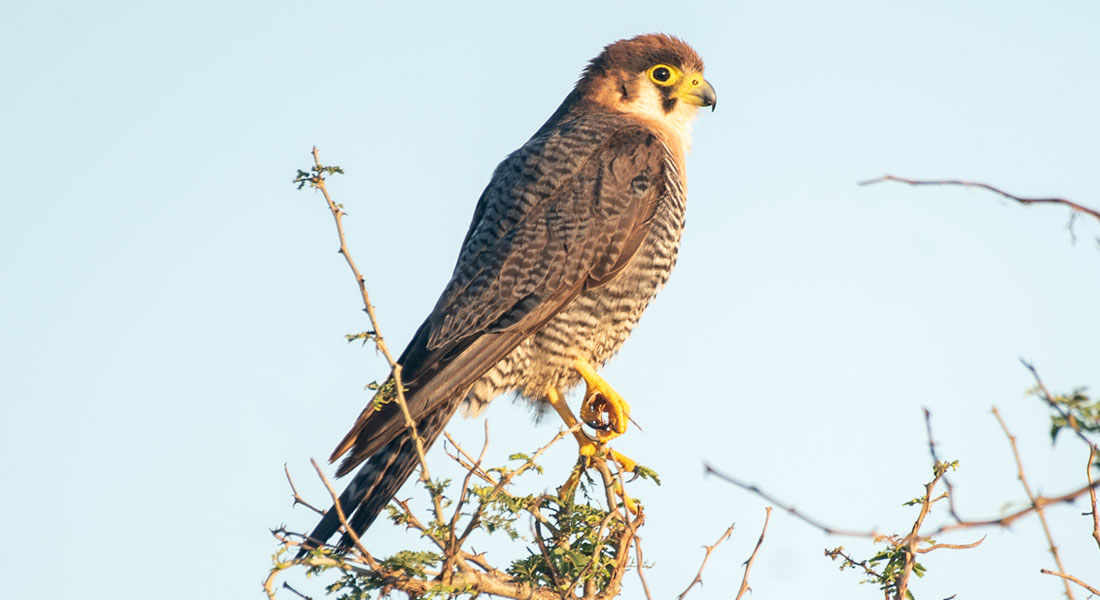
[381,550,442,577]
[280,427,655,600]
[424,478,452,498]
[345,331,377,345]
[367,378,398,411]
[506,496,624,591]
[294,164,346,190]
[1034,386,1100,443]
[824,459,960,600]
[633,464,661,486]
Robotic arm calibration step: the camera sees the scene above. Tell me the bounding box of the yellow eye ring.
[647,64,681,87]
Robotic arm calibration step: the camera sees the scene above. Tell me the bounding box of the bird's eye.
[647,64,680,87]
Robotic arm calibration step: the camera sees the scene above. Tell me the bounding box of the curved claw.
[573,357,631,443]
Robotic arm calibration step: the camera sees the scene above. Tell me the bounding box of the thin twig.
[1040,570,1100,596]
[734,507,772,600]
[1088,446,1100,553]
[704,464,878,537]
[895,464,951,600]
[307,147,430,488]
[859,175,1100,222]
[915,536,985,553]
[451,421,493,550]
[924,409,963,522]
[284,464,326,517]
[930,479,1100,536]
[633,536,653,600]
[310,459,379,568]
[677,523,735,600]
[281,582,313,600]
[1022,359,1098,452]
[993,406,1074,600]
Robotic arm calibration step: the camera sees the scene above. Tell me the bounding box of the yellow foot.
[573,357,632,443]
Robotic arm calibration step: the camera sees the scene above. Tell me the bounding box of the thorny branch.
[993,406,1074,600]
[677,523,735,600]
[734,507,772,600]
[708,402,1100,599]
[1022,359,1099,453]
[1041,569,1100,597]
[301,147,433,494]
[1089,447,1100,553]
[859,174,1100,224]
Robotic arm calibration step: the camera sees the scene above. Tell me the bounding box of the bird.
[302,33,716,551]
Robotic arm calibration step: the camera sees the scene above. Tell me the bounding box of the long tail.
[298,318,533,555]
[301,398,460,552]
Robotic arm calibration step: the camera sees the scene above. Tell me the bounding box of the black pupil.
[653,67,670,82]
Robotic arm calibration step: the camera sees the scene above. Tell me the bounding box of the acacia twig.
[634,536,653,600]
[284,464,325,517]
[924,409,963,522]
[993,406,1074,600]
[310,459,380,567]
[1088,447,1100,553]
[1021,359,1098,452]
[734,507,772,600]
[305,147,432,494]
[859,175,1100,223]
[894,462,951,600]
[704,464,878,537]
[677,522,735,600]
[1041,570,1100,596]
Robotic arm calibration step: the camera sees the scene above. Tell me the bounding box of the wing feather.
[427,116,670,350]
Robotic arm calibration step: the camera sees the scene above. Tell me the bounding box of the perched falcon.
[304,33,715,549]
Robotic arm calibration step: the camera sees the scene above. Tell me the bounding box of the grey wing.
[426,119,673,353]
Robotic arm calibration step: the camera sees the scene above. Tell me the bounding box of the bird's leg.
[573,357,632,445]
[545,387,598,459]
[546,382,640,512]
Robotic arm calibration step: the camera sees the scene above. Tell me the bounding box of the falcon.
[304,33,716,549]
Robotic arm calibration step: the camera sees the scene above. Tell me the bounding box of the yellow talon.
[607,448,636,473]
[545,360,639,501]
[573,357,631,443]
[613,480,640,515]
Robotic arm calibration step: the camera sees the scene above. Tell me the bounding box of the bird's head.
[578,34,716,127]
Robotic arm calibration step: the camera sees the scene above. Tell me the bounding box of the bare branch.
[1021,359,1098,452]
[1088,446,1100,553]
[993,406,1075,600]
[1041,570,1100,597]
[281,582,313,600]
[859,174,1100,223]
[735,507,772,600]
[915,536,985,554]
[309,459,379,567]
[924,409,963,522]
[705,464,879,538]
[284,464,325,517]
[677,523,735,600]
[633,536,653,600]
[305,147,431,495]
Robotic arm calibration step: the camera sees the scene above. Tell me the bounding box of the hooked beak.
[672,74,717,111]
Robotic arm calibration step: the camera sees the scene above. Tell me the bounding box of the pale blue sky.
[2,1,1098,598]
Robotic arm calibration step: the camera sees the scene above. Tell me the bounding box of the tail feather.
[300,399,461,554]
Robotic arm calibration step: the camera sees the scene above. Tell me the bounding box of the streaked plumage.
[304,34,715,550]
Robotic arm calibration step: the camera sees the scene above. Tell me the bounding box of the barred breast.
[463,151,686,414]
